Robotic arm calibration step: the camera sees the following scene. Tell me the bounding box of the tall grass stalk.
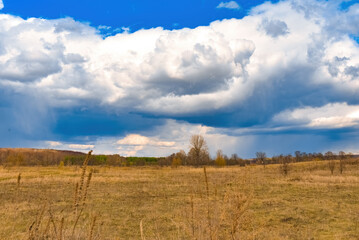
[75,150,92,213]
[89,215,97,240]
[59,217,64,240]
[140,219,145,240]
[203,166,213,240]
[27,150,97,240]
[190,194,195,237]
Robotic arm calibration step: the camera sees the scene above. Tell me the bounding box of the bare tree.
[176,150,187,165]
[325,151,334,160]
[188,135,210,166]
[256,152,267,167]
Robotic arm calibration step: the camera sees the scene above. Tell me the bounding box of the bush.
[172,157,182,168]
[215,156,226,167]
[58,160,65,168]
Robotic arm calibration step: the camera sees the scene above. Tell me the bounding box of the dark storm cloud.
[53,109,166,140]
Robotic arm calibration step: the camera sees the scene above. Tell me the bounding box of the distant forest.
[0,146,356,168]
[0,134,356,168]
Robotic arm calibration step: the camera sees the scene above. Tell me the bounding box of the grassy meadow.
[1,160,359,239]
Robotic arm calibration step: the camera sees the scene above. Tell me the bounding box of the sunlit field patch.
[0,159,359,239]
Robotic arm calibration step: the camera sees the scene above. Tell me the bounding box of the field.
[1,160,359,239]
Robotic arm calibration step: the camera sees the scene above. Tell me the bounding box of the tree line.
[0,135,356,167]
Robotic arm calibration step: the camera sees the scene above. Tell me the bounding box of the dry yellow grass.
[0,160,358,239]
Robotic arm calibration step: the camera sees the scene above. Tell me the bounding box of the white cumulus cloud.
[117,134,151,145]
[117,134,175,147]
[116,134,175,156]
[273,103,359,129]
[0,1,358,118]
[68,144,95,150]
[46,141,63,147]
[216,1,240,10]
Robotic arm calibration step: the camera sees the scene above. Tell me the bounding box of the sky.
[1,0,359,158]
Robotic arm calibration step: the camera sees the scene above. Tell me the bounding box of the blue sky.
[3,0,277,32]
[1,0,359,157]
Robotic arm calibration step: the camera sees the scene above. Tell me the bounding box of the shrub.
[215,156,226,167]
[171,157,182,168]
[215,150,226,167]
[58,160,64,168]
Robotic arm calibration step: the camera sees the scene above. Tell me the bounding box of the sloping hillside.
[0,148,85,166]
